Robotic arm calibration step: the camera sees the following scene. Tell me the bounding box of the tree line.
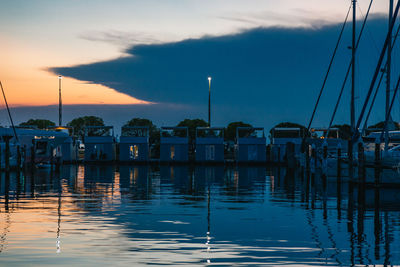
[18,117,399,142]
[16,117,253,141]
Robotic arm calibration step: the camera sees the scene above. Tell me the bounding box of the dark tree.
[177,119,208,140]
[269,122,309,138]
[367,121,400,131]
[67,116,105,140]
[225,121,252,141]
[123,118,159,143]
[19,119,55,129]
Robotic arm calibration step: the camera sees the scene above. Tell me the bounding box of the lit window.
[134,145,139,159]
[130,145,139,159]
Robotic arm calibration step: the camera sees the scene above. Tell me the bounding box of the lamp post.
[208,77,211,127]
[58,76,62,126]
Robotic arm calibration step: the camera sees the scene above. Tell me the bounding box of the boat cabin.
[0,127,69,166]
[363,130,400,144]
[60,136,78,163]
[236,127,266,163]
[84,126,116,162]
[48,126,78,163]
[195,127,224,162]
[160,127,189,162]
[119,126,149,162]
[308,128,347,149]
[270,127,305,162]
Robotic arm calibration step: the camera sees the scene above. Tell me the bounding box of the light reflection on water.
[0,165,400,266]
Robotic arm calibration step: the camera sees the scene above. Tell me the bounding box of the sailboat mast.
[385,0,393,152]
[351,0,356,134]
[349,0,357,176]
[387,0,393,116]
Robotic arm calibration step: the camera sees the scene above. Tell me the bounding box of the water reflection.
[0,165,400,265]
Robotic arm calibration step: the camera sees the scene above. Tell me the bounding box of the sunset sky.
[0,0,395,130]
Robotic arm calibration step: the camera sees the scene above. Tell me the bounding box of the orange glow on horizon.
[0,37,150,107]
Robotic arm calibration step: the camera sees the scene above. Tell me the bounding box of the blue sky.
[0,0,396,133]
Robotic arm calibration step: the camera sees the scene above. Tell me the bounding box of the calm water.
[1,165,400,266]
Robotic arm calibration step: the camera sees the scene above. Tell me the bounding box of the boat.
[0,127,69,167]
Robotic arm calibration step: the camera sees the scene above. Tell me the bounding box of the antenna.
[58,76,62,126]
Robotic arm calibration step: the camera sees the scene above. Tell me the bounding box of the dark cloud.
[50,18,395,130]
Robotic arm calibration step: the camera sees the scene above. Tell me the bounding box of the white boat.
[0,127,69,166]
[365,144,400,168]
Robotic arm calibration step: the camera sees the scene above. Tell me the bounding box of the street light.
[208,77,211,127]
[58,76,62,126]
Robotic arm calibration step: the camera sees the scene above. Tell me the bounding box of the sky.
[0,0,396,132]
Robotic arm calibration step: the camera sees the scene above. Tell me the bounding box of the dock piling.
[286,142,296,168]
[17,145,21,170]
[22,145,27,172]
[4,135,12,171]
[305,144,310,173]
[337,143,342,179]
[374,142,381,166]
[311,144,316,174]
[348,139,354,180]
[50,145,54,172]
[321,142,327,187]
[0,143,2,170]
[358,142,365,183]
[31,141,36,170]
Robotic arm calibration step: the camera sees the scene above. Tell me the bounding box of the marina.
[1,165,400,265]
[3,0,400,265]
[0,0,400,181]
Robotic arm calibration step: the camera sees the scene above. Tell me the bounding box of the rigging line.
[306,3,352,132]
[0,81,19,143]
[362,23,400,133]
[357,2,380,55]
[325,0,374,138]
[354,0,400,140]
[379,73,400,142]
[362,70,385,134]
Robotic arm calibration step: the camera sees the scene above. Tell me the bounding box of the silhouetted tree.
[177,119,208,140]
[269,122,309,138]
[19,119,55,129]
[67,116,105,140]
[367,121,400,131]
[124,118,159,141]
[225,121,252,141]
